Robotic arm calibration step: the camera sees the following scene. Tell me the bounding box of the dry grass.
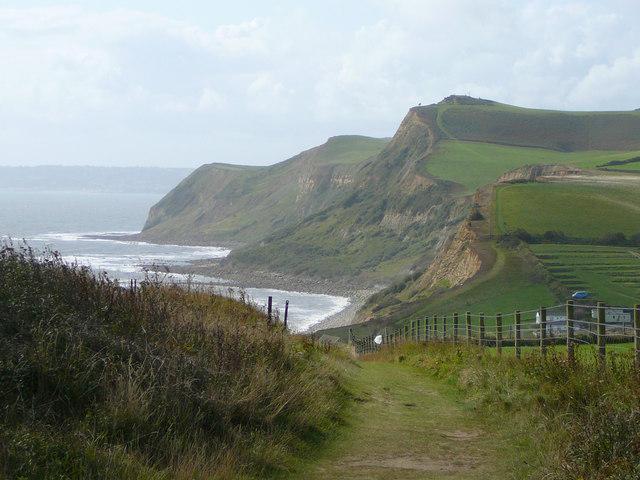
[0,244,348,479]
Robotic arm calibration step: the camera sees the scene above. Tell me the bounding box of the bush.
[599,232,628,246]
[0,245,347,479]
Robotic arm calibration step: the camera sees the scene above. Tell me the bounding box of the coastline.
[146,257,385,329]
[88,233,384,330]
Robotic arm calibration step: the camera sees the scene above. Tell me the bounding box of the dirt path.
[294,361,527,480]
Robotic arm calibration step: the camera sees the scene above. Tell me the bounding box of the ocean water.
[0,188,348,331]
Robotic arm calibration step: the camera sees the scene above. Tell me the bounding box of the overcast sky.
[1,0,639,167]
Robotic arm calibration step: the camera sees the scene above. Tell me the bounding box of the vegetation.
[323,242,558,342]
[294,360,532,479]
[138,135,389,245]
[424,140,640,193]
[531,244,640,306]
[495,182,640,238]
[372,342,640,479]
[436,100,640,151]
[0,245,348,479]
[136,96,640,282]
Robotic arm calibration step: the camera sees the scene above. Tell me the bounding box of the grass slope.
[141,96,640,282]
[425,140,640,193]
[229,98,640,280]
[436,100,640,151]
[322,242,558,342]
[405,245,557,324]
[495,182,640,238]
[0,246,347,479]
[138,136,389,245]
[531,244,640,306]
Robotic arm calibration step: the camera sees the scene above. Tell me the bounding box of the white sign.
[374,334,383,345]
[591,308,631,324]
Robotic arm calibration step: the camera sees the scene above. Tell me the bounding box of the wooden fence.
[127,280,292,329]
[349,301,640,367]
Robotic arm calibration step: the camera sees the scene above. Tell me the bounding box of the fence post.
[348,328,353,346]
[635,304,640,370]
[479,313,485,347]
[515,310,521,359]
[425,315,430,342]
[466,311,471,344]
[433,314,438,340]
[284,300,289,329]
[597,301,606,367]
[496,313,502,355]
[453,312,459,344]
[416,318,421,342]
[540,306,547,357]
[566,300,575,365]
[443,314,447,341]
[267,296,273,325]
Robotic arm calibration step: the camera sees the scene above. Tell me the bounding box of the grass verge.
[370,342,640,479]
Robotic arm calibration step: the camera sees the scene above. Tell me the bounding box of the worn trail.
[296,361,524,480]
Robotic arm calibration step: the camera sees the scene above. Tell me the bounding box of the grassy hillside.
[137,136,388,245]
[531,244,640,306]
[436,99,640,151]
[0,245,347,479]
[136,95,640,284]
[425,140,640,193]
[331,242,557,342]
[229,107,468,281]
[495,182,640,238]
[228,98,640,281]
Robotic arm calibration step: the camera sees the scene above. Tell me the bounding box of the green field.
[425,140,640,193]
[495,182,640,238]
[531,244,640,306]
[436,101,640,152]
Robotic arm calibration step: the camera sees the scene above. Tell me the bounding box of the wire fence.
[349,301,640,366]
[124,279,292,329]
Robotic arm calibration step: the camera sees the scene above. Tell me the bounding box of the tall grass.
[370,343,640,479]
[0,245,347,479]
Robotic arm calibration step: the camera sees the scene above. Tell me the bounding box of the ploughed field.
[531,244,640,306]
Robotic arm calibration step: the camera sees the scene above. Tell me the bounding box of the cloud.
[1,1,640,167]
[197,87,225,111]
[568,49,640,109]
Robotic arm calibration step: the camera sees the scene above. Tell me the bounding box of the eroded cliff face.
[227,103,473,280]
[415,221,482,290]
[134,136,389,246]
[497,164,582,183]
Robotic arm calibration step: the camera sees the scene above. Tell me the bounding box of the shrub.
[0,245,347,479]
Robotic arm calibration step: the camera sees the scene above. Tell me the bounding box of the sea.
[0,188,349,332]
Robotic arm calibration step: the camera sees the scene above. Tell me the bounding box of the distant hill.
[0,166,193,194]
[135,135,390,245]
[137,96,640,284]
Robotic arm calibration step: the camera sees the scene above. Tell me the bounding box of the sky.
[1,0,640,167]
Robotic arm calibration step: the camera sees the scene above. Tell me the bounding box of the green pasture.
[400,245,558,327]
[531,244,640,306]
[495,182,640,238]
[424,140,640,193]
